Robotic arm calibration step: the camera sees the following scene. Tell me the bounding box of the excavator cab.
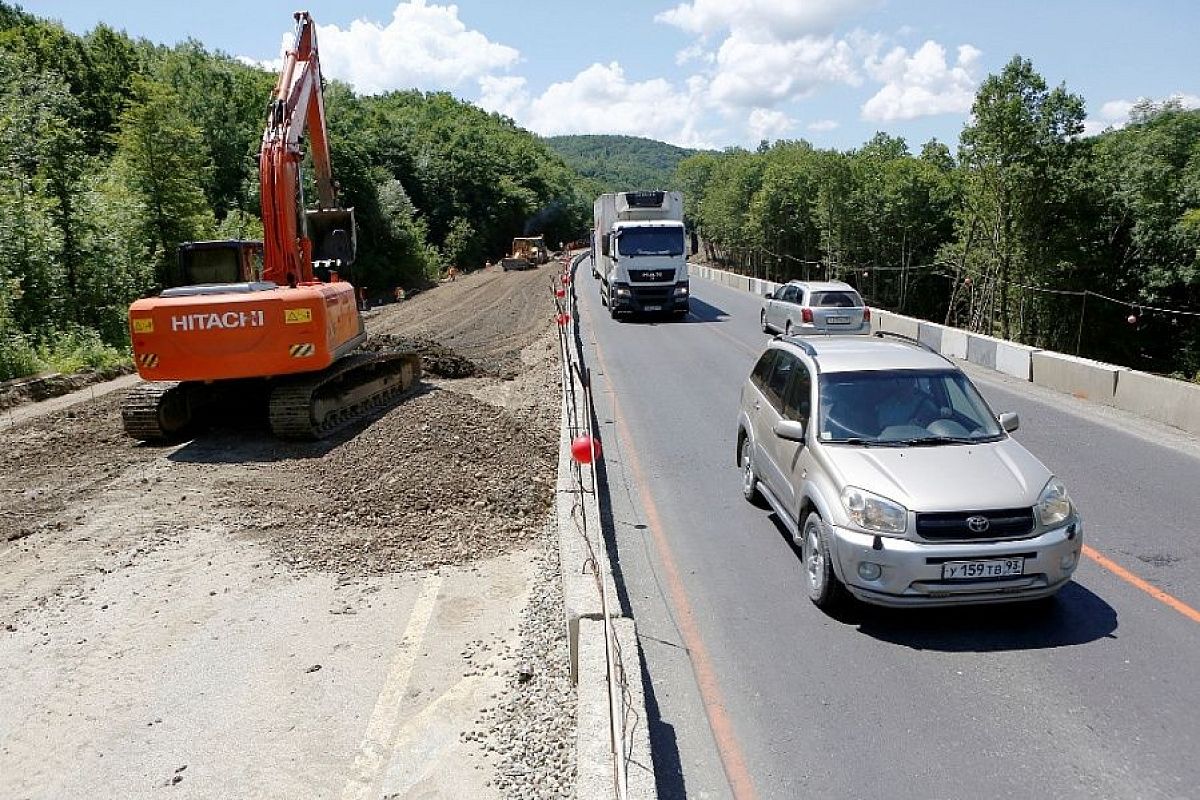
[307,208,356,280]
[175,240,264,287]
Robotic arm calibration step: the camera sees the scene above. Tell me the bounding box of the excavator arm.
[260,11,354,288]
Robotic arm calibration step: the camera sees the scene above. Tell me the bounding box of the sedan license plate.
[941,558,1024,580]
[644,305,662,311]
[826,315,851,324]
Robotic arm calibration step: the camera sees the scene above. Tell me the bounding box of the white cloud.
[1083,92,1200,135]
[480,62,715,149]
[747,108,793,141]
[709,31,862,109]
[861,41,981,121]
[272,1,520,95]
[657,0,878,39]
[807,119,840,132]
[477,75,530,121]
[675,41,716,67]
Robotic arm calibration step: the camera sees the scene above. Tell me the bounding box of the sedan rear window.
[809,290,862,308]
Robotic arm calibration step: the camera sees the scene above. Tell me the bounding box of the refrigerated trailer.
[593,190,689,318]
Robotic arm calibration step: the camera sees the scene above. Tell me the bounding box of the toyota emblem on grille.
[966,515,990,533]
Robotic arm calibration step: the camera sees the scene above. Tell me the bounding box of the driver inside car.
[875,376,935,429]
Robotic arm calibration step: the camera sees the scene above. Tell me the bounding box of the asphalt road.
[576,265,1200,800]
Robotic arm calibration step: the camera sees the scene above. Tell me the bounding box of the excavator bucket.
[307,207,357,267]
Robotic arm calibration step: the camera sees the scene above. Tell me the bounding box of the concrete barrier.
[1032,351,1126,403]
[965,332,1039,380]
[965,333,997,370]
[576,618,656,800]
[562,253,657,799]
[941,327,969,360]
[880,311,920,340]
[917,322,943,353]
[1113,370,1200,436]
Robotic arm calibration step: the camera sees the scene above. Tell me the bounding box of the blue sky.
[18,0,1200,150]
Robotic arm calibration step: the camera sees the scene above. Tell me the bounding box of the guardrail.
[552,253,655,800]
[690,263,1200,437]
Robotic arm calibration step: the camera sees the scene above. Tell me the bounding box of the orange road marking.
[1083,544,1200,624]
[583,298,759,800]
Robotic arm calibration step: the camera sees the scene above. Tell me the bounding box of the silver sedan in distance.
[761,280,870,336]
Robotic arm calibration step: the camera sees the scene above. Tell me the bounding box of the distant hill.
[543,134,698,193]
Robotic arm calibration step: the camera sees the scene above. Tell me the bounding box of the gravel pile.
[464,528,577,798]
[362,334,480,378]
[232,388,557,576]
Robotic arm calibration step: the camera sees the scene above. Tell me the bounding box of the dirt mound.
[363,334,478,378]
[232,388,556,575]
[0,364,135,412]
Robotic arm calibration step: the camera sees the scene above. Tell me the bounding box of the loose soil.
[0,260,573,799]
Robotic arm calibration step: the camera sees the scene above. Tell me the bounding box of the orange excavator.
[122,11,420,441]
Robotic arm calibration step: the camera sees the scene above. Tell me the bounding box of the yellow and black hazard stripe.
[289,343,316,358]
[137,353,159,368]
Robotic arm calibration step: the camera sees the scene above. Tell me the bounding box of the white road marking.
[339,573,443,800]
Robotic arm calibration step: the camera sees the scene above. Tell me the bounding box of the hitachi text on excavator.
[122,11,420,441]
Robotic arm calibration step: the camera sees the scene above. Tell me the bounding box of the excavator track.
[268,350,422,440]
[121,381,194,442]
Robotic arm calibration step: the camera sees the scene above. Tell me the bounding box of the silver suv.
[761,280,870,336]
[736,332,1082,609]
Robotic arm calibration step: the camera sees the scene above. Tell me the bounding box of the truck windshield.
[617,228,684,257]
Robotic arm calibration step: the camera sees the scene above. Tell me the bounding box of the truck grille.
[915,508,1035,540]
[628,269,675,283]
[630,286,674,303]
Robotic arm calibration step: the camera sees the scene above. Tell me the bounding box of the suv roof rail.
[873,330,949,359]
[778,335,823,372]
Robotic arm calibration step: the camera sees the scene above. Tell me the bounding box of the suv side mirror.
[998,412,1020,432]
[774,419,806,442]
[764,291,774,299]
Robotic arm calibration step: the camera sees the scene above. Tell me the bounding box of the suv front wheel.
[802,512,845,610]
[740,435,762,505]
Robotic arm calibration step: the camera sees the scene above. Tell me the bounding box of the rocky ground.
[0,261,577,799]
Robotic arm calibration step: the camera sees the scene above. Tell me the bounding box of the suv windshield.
[818,369,1003,444]
[616,227,685,257]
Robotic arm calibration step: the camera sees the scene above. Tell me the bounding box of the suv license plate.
[644,305,662,311]
[826,315,850,324]
[941,558,1024,580]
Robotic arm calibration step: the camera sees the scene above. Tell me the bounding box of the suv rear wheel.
[802,512,845,610]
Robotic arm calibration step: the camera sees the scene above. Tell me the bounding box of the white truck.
[592,190,689,318]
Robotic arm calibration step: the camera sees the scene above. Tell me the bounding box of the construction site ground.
[0,263,575,800]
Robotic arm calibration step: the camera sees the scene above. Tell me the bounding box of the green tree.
[951,55,1084,338]
[112,75,215,285]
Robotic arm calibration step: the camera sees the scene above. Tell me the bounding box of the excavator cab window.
[176,241,266,287]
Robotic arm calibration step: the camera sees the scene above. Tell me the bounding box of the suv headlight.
[841,486,907,535]
[1036,477,1072,527]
